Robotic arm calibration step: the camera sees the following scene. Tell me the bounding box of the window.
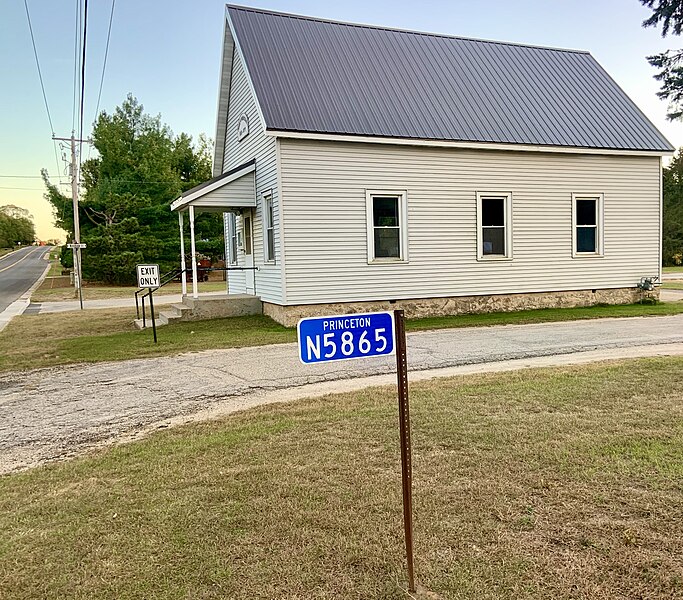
[227,213,238,264]
[366,191,408,263]
[476,192,512,260]
[572,194,603,256]
[264,193,275,262]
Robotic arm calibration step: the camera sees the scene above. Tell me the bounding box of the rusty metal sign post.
[136,264,160,344]
[297,309,416,592]
[148,290,157,344]
[394,309,415,593]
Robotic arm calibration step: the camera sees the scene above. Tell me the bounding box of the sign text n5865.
[297,312,395,364]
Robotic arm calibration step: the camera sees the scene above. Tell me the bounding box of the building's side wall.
[279,138,661,305]
[222,49,281,303]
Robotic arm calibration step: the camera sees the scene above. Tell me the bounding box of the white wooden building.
[171,5,673,326]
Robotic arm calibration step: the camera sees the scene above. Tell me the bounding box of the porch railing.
[134,266,260,321]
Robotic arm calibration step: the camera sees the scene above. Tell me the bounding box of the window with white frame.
[572,194,603,256]
[476,192,512,260]
[264,193,275,263]
[227,212,238,264]
[366,191,408,262]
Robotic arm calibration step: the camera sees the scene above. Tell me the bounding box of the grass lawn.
[0,310,292,372]
[2,302,683,373]
[404,301,683,331]
[662,281,683,290]
[1,357,682,599]
[0,247,18,258]
[663,266,683,273]
[46,249,65,277]
[31,280,227,302]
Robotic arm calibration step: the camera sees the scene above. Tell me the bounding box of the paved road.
[2,314,683,473]
[0,246,51,314]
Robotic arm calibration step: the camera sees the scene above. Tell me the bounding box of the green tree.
[0,206,35,247]
[642,3,683,264]
[641,0,683,119]
[43,94,220,284]
[662,149,683,264]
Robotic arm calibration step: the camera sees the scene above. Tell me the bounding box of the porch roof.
[170,159,256,213]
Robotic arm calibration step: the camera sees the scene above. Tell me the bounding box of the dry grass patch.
[0,247,19,258]
[0,308,293,372]
[1,357,682,599]
[31,281,226,302]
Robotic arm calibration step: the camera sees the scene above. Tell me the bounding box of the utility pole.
[54,132,89,310]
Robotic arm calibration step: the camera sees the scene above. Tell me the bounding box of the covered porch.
[170,158,257,299]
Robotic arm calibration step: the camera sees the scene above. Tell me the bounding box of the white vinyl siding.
[222,49,281,302]
[278,138,660,305]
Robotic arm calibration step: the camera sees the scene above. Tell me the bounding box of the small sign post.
[297,309,415,592]
[136,264,160,343]
[393,309,415,593]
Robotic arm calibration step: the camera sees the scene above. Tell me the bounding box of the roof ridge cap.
[226,3,590,55]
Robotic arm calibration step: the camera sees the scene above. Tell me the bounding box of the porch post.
[179,211,187,297]
[223,212,230,295]
[189,205,198,299]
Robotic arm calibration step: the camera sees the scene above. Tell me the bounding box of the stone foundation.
[263,287,657,327]
[180,294,263,321]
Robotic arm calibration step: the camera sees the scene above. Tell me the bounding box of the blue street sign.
[297,312,396,364]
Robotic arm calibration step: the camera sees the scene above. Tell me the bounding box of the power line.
[94,0,115,127]
[72,0,81,133]
[23,0,55,135]
[23,0,63,181]
[0,175,68,179]
[0,186,56,191]
[78,0,89,173]
[87,0,115,162]
[0,174,184,185]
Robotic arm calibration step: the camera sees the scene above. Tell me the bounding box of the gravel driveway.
[2,315,683,474]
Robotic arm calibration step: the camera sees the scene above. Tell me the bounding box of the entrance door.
[243,212,255,294]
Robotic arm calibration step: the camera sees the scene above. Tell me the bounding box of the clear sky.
[3,0,683,241]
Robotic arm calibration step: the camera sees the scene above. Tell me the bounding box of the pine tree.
[43,95,222,284]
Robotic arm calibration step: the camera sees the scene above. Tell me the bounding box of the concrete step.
[135,295,261,329]
[134,303,192,330]
[134,318,150,330]
[169,303,192,317]
[134,315,169,329]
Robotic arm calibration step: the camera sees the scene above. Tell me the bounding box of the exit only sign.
[136,264,160,289]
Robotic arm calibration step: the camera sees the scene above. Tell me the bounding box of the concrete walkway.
[661,288,683,302]
[2,314,683,474]
[25,290,227,314]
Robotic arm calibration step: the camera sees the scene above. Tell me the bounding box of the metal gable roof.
[226,5,673,152]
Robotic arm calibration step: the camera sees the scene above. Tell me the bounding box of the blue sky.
[3,0,683,240]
